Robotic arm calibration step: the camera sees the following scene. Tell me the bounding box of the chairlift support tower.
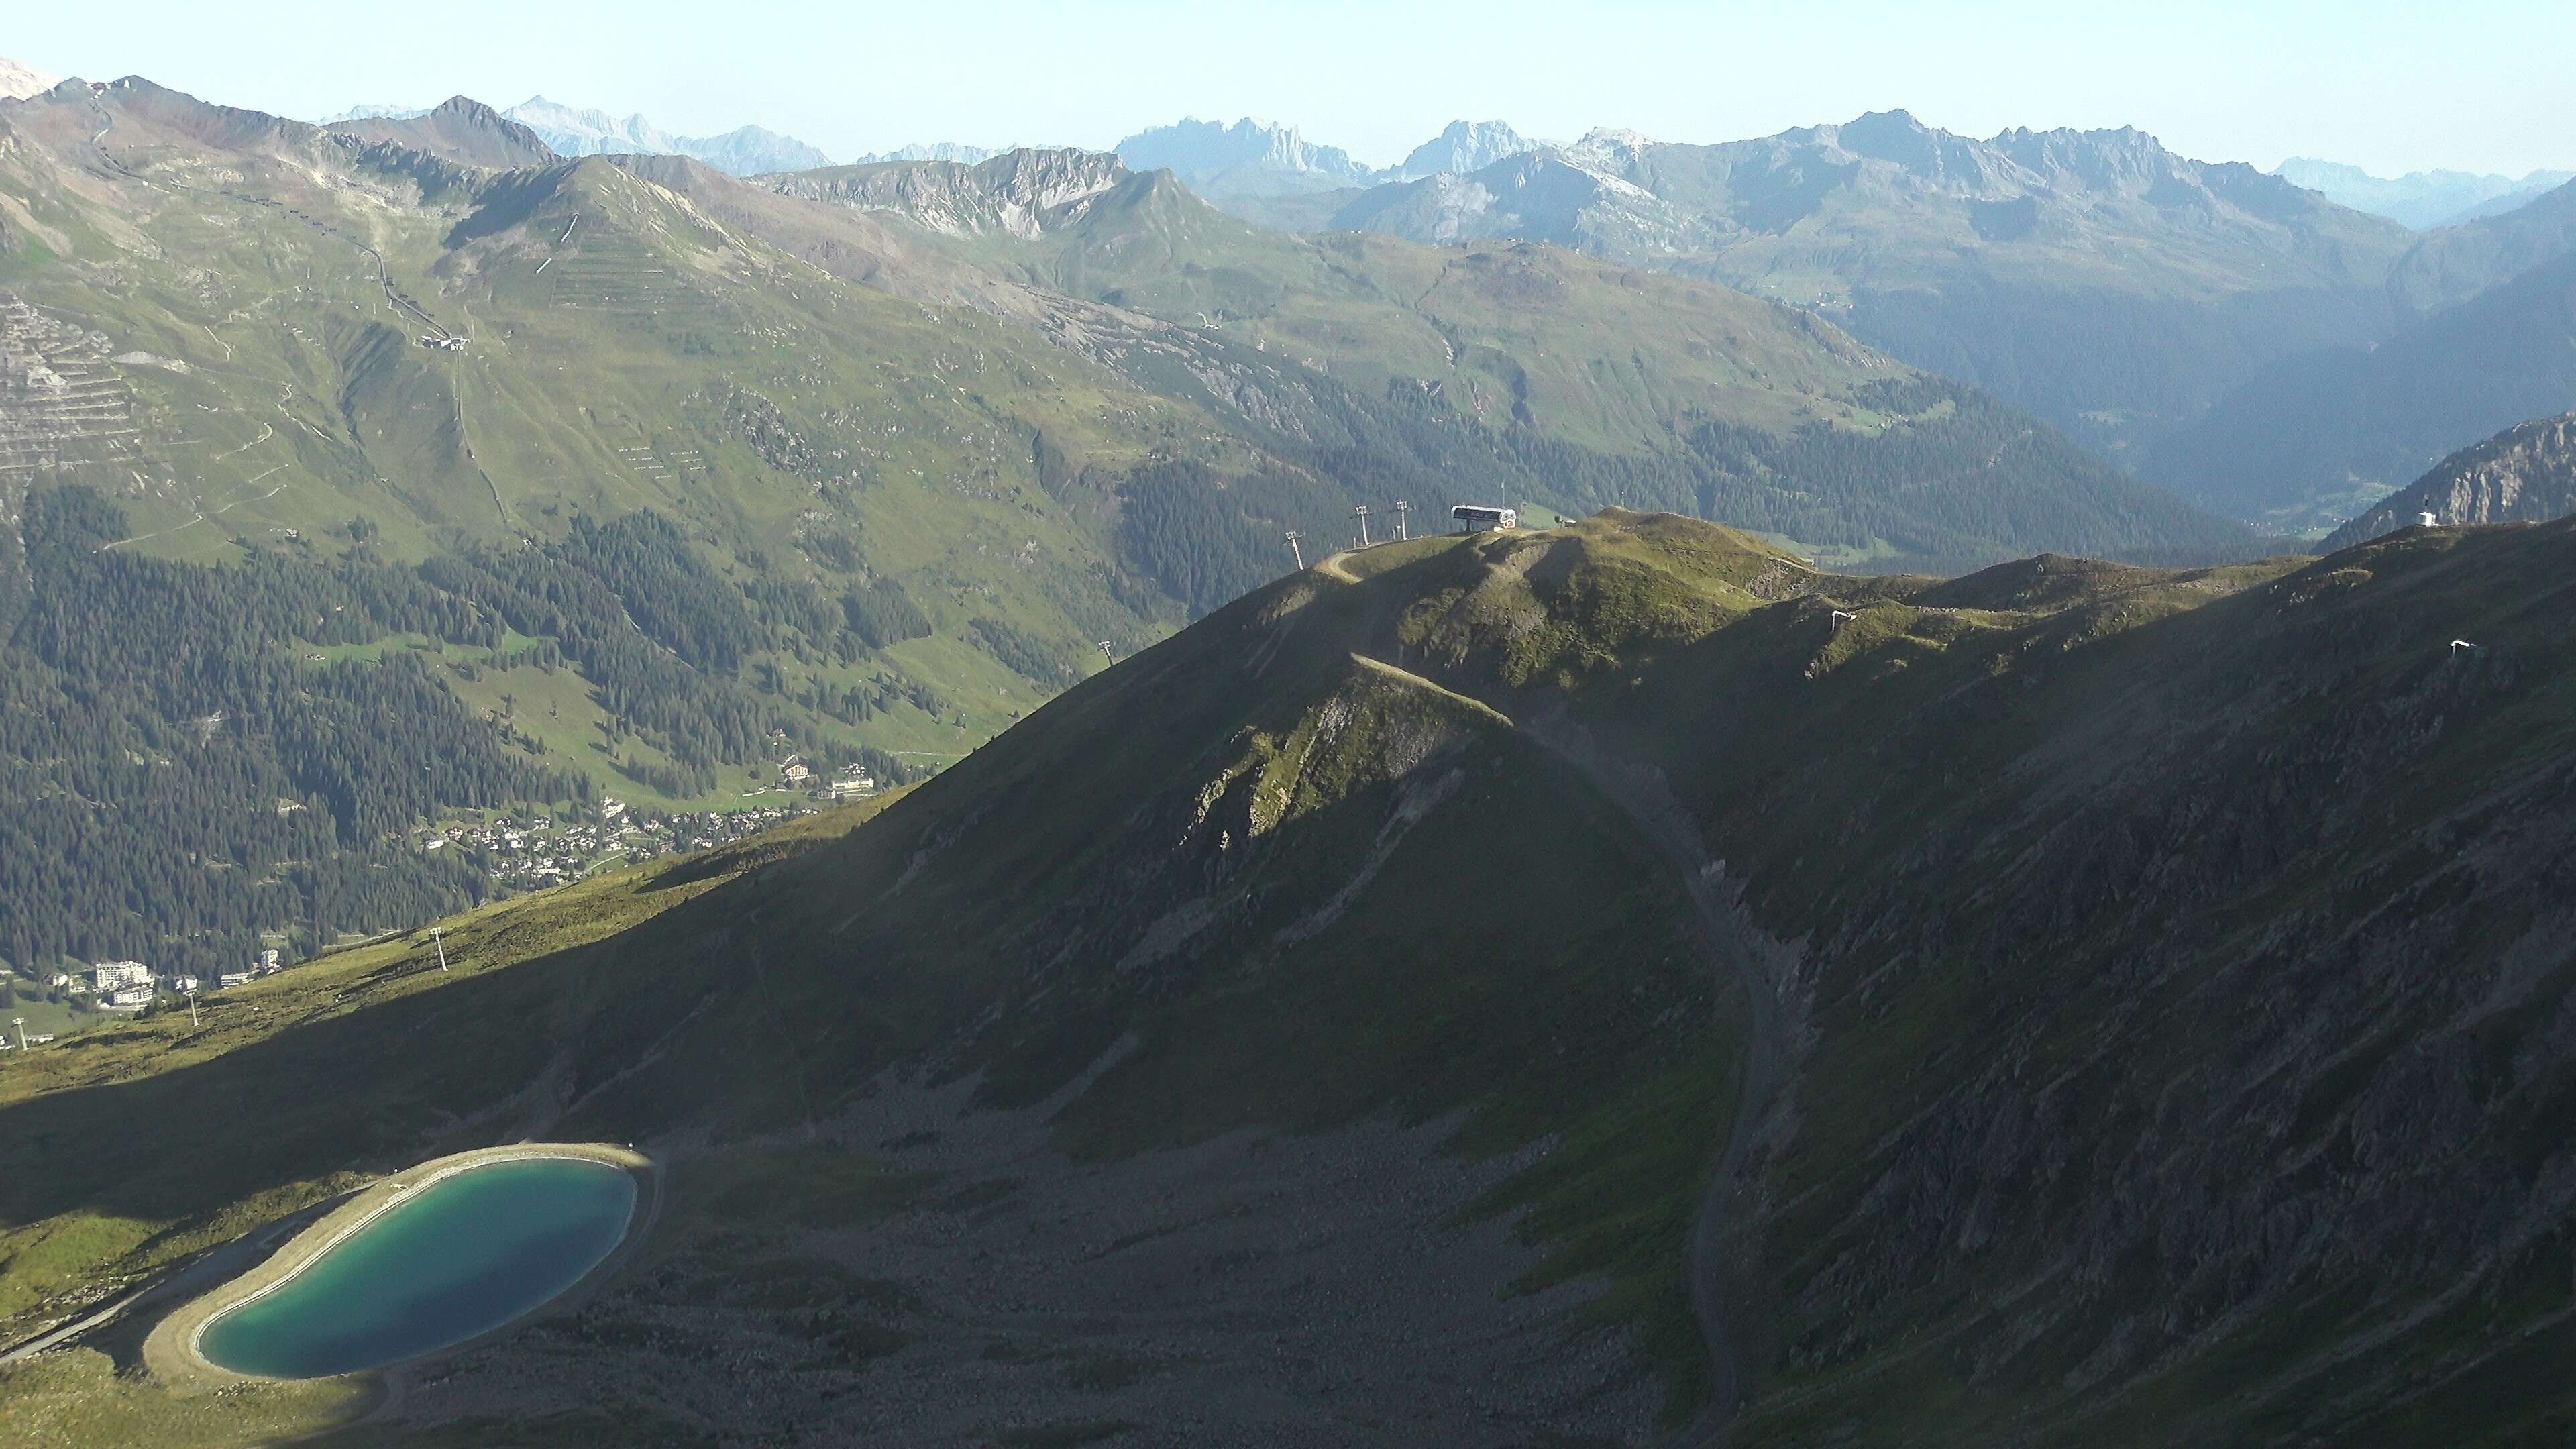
[1393,500,1411,541]
[1353,506,1373,547]
[1285,530,1304,570]
[431,926,449,973]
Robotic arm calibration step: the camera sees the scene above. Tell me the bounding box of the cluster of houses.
[25,949,286,1024]
[422,784,875,893]
[7,773,888,1052]
[782,757,877,802]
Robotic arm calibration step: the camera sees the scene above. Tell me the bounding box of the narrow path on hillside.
[83,96,449,339]
[1517,715,1786,1446]
[1345,643,1787,1440]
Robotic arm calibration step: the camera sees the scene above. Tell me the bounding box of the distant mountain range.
[2139,190,2576,528]
[500,95,835,176]
[1294,109,2415,485]
[1112,117,1381,197]
[2386,174,2576,317]
[311,94,837,176]
[853,141,1001,165]
[79,66,2576,541]
[1107,117,1543,202]
[1095,110,2576,535]
[2276,156,2574,230]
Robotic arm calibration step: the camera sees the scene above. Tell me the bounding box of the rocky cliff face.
[766,148,1131,239]
[1332,150,1721,255]
[2324,412,2576,548]
[1397,119,1537,180]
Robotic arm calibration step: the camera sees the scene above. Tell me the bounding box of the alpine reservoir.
[196,1155,639,1379]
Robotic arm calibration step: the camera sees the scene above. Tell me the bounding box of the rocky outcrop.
[1397,120,1537,180]
[2323,411,2576,549]
[1331,151,1723,255]
[767,148,1130,239]
[1114,117,1381,198]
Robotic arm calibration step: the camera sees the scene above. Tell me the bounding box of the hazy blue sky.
[11,1,2571,175]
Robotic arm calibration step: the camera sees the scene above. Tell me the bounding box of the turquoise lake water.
[197,1156,637,1379]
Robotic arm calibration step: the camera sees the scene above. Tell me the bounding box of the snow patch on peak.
[0,56,61,102]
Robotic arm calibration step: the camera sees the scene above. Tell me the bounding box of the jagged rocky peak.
[1399,120,1538,180]
[681,125,835,177]
[504,95,680,156]
[1986,121,2195,191]
[856,141,999,165]
[1114,117,1380,195]
[0,56,58,103]
[1560,127,1658,170]
[970,147,1129,205]
[768,146,1130,238]
[317,101,429,124]
[1829,108,2019,187]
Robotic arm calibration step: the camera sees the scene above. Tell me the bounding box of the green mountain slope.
[324,96,558,171]
[0,74,2235,1062]
[9,511,2576,1446]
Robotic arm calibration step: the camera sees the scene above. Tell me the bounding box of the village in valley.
[425,751,874,892]
[0,759,879,1052]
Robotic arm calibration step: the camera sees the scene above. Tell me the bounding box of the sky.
[9,0,2573,176]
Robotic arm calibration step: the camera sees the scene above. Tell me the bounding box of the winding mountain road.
[1339,632,1788,1442]
[1517,713,1785,1445]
